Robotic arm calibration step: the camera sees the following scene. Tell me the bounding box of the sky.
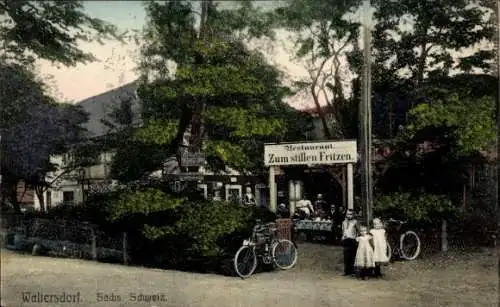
[37,1,147,103]
[37,1,316,108]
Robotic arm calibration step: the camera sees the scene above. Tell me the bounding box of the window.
[228,189,240,202]
[62,152,74,166]
[62,191,75,206]
[225,184,242,202]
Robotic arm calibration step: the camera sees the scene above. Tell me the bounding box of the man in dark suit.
[341,209,359,276]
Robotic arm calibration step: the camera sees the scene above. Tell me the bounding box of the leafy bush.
[106,187,185,221]
[30,185,278,269]
[374,192,456,223]
[101,187,277,266]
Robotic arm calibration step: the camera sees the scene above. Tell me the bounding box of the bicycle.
[385,218,421,261]
[233,220,298,278]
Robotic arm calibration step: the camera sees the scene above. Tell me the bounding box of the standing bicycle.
[233,220,298,278]
[385,218,421,261]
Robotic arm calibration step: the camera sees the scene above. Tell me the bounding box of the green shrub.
[102,187,277,266]
[374,192,456,223]
[33,186,278,268]
[106,187,185,221]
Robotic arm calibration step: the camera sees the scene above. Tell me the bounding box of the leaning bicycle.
[233,220,298,278]
[385,218,421,261]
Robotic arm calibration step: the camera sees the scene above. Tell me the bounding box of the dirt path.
[1,244,498,307]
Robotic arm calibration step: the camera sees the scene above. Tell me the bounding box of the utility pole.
[496,0,500,235]
[0,134,2,203]
[360,0,373,227]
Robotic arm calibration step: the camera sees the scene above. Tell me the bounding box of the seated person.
[243,187,256,206]
[314,194,331,220]
[277,203,290,218]
[295,195,314,219]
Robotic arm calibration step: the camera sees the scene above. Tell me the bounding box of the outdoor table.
[293,219,338,244]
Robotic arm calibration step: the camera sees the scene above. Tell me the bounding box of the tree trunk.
[189,102,205,152]
[311,88,332,139]
[172,104,194,165]
[6,181,21,213]
[189,0,211,152]
[327,167,345,206]
[461,183,467,212]
[35,185,45,212]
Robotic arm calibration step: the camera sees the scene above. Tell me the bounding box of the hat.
[317,194,323,198]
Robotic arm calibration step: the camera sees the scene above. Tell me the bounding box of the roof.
[77,81,141,138]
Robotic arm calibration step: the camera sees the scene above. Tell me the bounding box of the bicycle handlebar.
[252,222,277,237]
[386,218,407,224]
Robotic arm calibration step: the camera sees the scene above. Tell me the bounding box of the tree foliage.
[274,0,361,139]
[0,0,120,66]
[372,0,494,87]
[0,62,90,210]
[403,95,496,156]
[0,0,124,211]
[377,90,496,210]
[108,0,313,179]
[362,0,496,139]
[374,192,455,223]
[107,188,185,221]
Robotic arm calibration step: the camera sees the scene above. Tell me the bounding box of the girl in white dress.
[354,226,375,279]
[370,218,389,277]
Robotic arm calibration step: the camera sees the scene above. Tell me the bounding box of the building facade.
[34,82,139,210]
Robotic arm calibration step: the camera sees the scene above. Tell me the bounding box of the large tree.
[0,63,91,211]
[372,0,494,87]
[109,1,312,182]
[377,85,496,218]
[0,0,120,211]
[274,0,362,139]
[0,0,119,66]
[368,0,495,138]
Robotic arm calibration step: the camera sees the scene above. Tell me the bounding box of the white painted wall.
[33,151,114,211]
[33,185,83,211]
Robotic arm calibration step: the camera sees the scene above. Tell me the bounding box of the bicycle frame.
[241,223,277,260]
[384,218,421,260]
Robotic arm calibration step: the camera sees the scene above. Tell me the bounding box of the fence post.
[23,222,28,237]
[441,219,448,253]
[91,227,97,261]
[62,219,67,241]
[122,232,128,265]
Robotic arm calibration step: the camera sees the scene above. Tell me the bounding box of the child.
[354,225,375,279]
[370,218,390,277]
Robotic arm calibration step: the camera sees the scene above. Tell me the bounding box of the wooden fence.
[1,215,128,264]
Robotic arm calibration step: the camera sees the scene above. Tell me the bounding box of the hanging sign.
[264,140,357,166]
[166,172,204,181]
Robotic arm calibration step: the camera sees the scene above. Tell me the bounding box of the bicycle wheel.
[386,241,392,261]
[399,231,421,260]
[271,239,298,270]
[234,245,257,278]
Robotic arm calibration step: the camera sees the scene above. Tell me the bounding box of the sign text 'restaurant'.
[264,141,357,166]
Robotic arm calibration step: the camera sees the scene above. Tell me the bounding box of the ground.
[1,243,498,307]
